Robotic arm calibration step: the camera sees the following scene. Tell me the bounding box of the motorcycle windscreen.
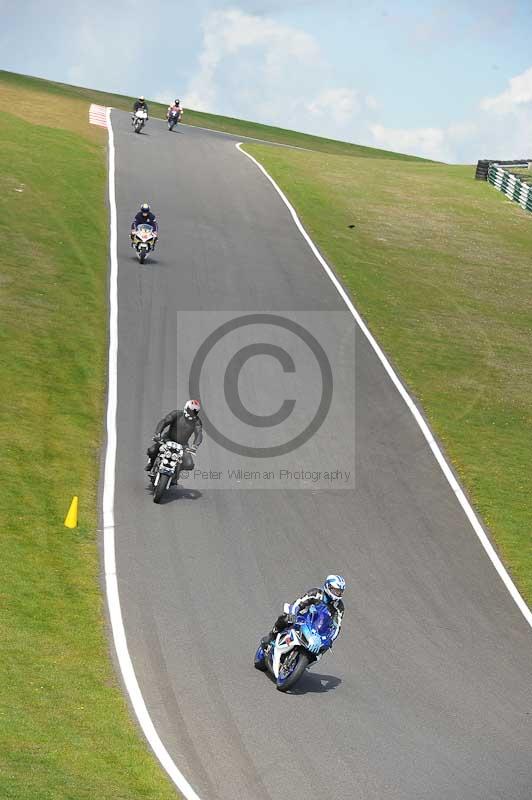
[136,224,153,233]
[309,603,335,638]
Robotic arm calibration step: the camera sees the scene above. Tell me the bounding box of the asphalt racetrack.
[108,110,531,800]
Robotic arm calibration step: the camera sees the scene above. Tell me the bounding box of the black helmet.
[175,99,180,105]
[140,203,150,216]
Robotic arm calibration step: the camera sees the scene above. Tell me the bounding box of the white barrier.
[487,164,532,212]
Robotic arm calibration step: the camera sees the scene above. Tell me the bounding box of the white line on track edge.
[102,107,203,800]
[235,141,532,629]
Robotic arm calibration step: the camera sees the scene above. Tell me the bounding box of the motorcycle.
[131,224,157,263]
[254,602,336,691]
[167,109,181,131]
[132,108,148,133]
[149,440,194,504]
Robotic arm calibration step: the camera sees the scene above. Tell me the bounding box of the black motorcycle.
[149,439,194,503]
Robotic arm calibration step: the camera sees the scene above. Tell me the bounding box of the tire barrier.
[475,159,492,180]
[476,158,531,179]
[486,163,532,213]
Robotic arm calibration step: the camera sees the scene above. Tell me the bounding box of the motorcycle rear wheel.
[276,651,309,692]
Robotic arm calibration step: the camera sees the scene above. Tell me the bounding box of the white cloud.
[369,66,532,163]
[481,66,532,113]
[306,88,377,125]
[370,123,446,160]
[153,89,178,105]
[185,8,320,112]
[370,121,479,162]
[183,7,378,143]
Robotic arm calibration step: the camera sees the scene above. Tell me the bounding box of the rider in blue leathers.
[131,203,158,235]
[133,96,149,115]
[260,575,345,651]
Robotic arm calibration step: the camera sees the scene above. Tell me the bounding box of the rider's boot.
[260,629,276,651]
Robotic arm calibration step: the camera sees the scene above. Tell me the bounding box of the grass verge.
[243,144,532,606]
[0,69,429,161]
[0,107,178,798]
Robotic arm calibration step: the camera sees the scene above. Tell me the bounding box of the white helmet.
[323,574,345,602]
[184,399,200,419]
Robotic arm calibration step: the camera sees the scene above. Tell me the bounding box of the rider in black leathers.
[145,400,203,479]
[133,96,149,115]
[131,203,158,235]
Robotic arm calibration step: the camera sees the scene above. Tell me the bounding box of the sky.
[2,0,532,162]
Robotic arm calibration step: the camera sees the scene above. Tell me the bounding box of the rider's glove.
[188,444,197,453]
[153,433,163,442]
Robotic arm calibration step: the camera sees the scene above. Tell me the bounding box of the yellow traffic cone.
[64,496,78,528]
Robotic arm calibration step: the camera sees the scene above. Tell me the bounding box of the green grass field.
[0,107,177,799]
[242,144,532,604]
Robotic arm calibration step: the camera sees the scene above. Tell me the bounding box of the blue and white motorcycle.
[254,602,336,691]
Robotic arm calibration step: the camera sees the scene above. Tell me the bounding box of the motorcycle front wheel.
[153,473,170,504]
[276,651,309,692]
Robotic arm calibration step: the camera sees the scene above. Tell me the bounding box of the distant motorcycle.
[132,108,148,133]
[149,439,194,504]
[131,224,157,264]
[254,602,336,691]
[167,109,181,131]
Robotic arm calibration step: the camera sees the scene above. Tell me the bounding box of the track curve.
[108,110,531,800]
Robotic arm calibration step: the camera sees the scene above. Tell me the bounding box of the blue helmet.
[323,574,345,602]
